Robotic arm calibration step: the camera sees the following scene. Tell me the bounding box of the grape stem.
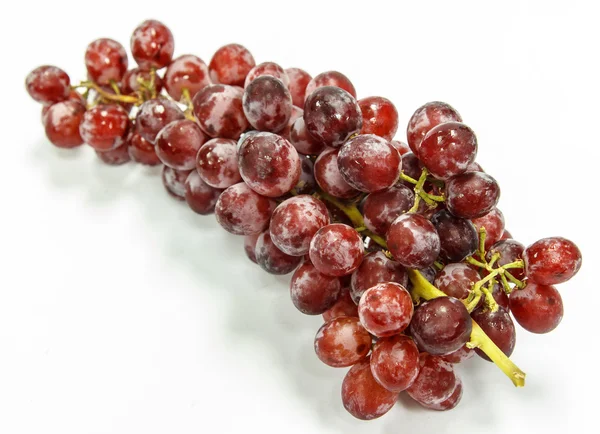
[73,81,140,104]
[181,88,197,122]
[407,268,526,387]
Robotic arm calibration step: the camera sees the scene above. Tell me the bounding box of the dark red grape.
[406,101,462,154]
[255,231,302,275]
[286,67,312,107]
[434,263,479,299]
[370,335,419,392]
[406,353,457,406]
[215,182,276,235]
[304,86,362,148]
[358,96,399,141]
[350,251,408,304]
[313,148,359,199]
[500,229,513,240]
[136,98,185,144]
[162,166,191,200]
[130,19,174,69]
[184,171,221,215]
[85,38,128,86]
[196,138,241,188]
[509,283,563,333]
[155,119,207,170]
[441,345,474,364]
[26,65,70,104]
[309,224,364,277]
[80,104,129,151]
[419,122,477,180]
[487,239,525,280]
[431,209,478,262]
[305,71,356,99]
[337,134,402,192]
[43,100,85,148]
[392,140,410,156]
[164,54,211,101]
[96,142,130,165]
[314,317,370,367]
[290,261,341,314]
[341,358,398,420]
[244,234,260,264]
[362,184,414,236]
[358,282,413,337]
[387,213,441,269]
[491,281,510,310]
[128,128,161,166]
[322,288,358,321]
[471,306,516,361]
[209,44,255,87]
[410,297,472,355]
[244,61,289,88]
[192,84,248,139]
[471,208,505,250]
[445,172,501,219]
[420,376,463,411]
[399,152,423,188]
[523,237,582,285]
[290,117,326,155]
[243,76,293,132]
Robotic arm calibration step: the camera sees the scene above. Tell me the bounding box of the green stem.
[74,81,140,104]
[505,271,526,289]
[399,172,418,184]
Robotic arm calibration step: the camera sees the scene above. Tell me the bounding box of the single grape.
[362,184,414,236]
[314,316,370,367]
[420,376,463,411]
[184,171,221,215]
[431,209,478,262]
[192,84,248,139]
[523,237,582,285]
[358,96,399,141]
[243,76,293,132]
[290,117,326,155]
[215,182,276,235]
[406,353,457,406]
[80,104,129,151]
[155,119,207,170]
[435,263,479,299]
[96,142,130,165]
[370,335,419,392]
[358,282,413,338]
[209,44,255,87]
[410,297,472,355]
[313,148,360,199]
[418,122,477,180]
[164,54,211,101]
[471,306,516,361]
[305,71,356,99]
[85,38,128,86]
[387,213,441,269]
[121,68,164,96]
[441,345,474,364]
[303,86,362,148]
[391,140,410,156]
[509,283,563,333]
[350,251,408,304]
[244,61,289,88]
[135,98,185,144]
[322,288,359,321]
[487,239,525,280]
[244,234,260,264]
[290,156,317,196]
[291,261,341,314]
[255,231,302,275]
[341,358,398,420]
[445,172,501,219]
[337,134,402,192]
[406,101,462,154]
[238,132,301,197]
[130,19,174,69]
[25,65,70,104]
[162,166,191,200]
[127,128,161,166]
[286,67,312,107]
[471,208,505,250]
[196,138,241,188]
[269,195,329,256]
[43,100,85,148]
[309,224,364,277]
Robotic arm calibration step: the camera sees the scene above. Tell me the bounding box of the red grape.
[431,209,478,262]
[305,71,356,99]
[244,61,289,88]
[501,229,513,240]
[209,44,255,87]
[192,84,248,139]
[406,101,462,154]
[121,68,164,96]
[358,96,399,141]
[285,67,312,107]
[509,283,563,333]
[392,140,410,156]
[315,317,371,367]
[164,54,211,101]
[370,335,419,392]
[523,237,582,285]
[350,251,408,304]
[419,122,477,180]
[162,166,191,200]
[322,288,359,321]
[337,134,402,192]
[358,282,413,338]
[492,282,510,310]
[399,152,423,188]
[238,132,301,197]
[96,142,130,165]
[362,185,414,236]
[313,148,360,199]
[487,239,525,280]
[155,119,207,170]
[244,234,260,264]
[441,345,474,364]
[255,231,302,275]
[471,306,516,360]
[130,19,174,69]
[445,172,501,219]
[196,138,241,188]
[290,261,341,314]
[420,376,463,411]
[304,86,362,148]
[184,170,221,215]
[80,104,129,151]
[290,117,325,155]
[85,38,128,86]
[215,182,276,235]
[435,263,479,299]
[410,297,472,355]
[135,98,185,144]
[243,76,293,132]
[26,65,70,105]
[387,213,441,269]
[43,100,85,148]
[471,208,505,250]
[341,358,398,420]
[269,195,329,256]
[406,353,457,406]
[309,224,364,277]
[127,129,161,166]
[279,106,303,141]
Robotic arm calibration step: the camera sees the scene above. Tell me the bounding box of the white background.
[1,1,598,433]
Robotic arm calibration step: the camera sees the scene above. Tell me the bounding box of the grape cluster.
[26,19,583,421]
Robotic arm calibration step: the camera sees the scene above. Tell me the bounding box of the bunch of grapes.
[26,19,582,421]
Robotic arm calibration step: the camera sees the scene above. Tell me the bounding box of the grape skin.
[209,44,255,87]
[322,288,358,321]
[431,209,478,263]
[80,104,130,151]
[509,283,564,333]
[487,239,525,280]
[96,142,130,165]
[25,65,71,104]
[387,213,441,269]
[243,234,260,264]
[441,345,474,364]
[184,171,221,215]
[43,100,85,148]
[244,61,289,88]
[313,148,360,199]
[471,306,516,361]
[255,231,302,275]
[358,282,414,338]
[358,96,399,141]
[350,251,408,305]
[445,171,501,219]
[192,84,248,139]
[406,353,457,406]
[309,224,364,277]
[214,182,276,235]
[121,68,164,96]
[305,70,357,99]
[406,101,462,154]
[243,76,293,133]
[314,317,371,367]
[128,129,161,166]
[130,19,174,70]
[162,167,191,200]
[135,99,185,144]
[362,184,414,236]
[523,237,582,285]
[471,208,505,250]
[285,67,312,107]
[85,38,128,86]
[291,261,342,315]
[434,263,479,299]
[370,335,420,392]
[164,54,211,101]
[290,117,326,155]
[196,138,241,189]
[420,376,463,411]
[155,119,207,170]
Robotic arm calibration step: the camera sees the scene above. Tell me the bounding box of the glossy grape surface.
[362,184,414,236]
[435,263,479,299]
[162,167,191,200]
[214,182,276,235]
[309,224,364,277]
[285,67,312,107]
[406,101,462,154]
[313,148,359,199]
[184,171,221,215]
[523,237,582,285]
[445,172,500,219]
[358,96,399,141]
[196,138,241,188]
[315,317,370,367]
[85,38,128,85]
[243,76,293,132]
[244,61,289,88]
[255,231,302,275]
[130,19,174,69]
[155,119,207,170]
[80,104,129,151]
[370,335,419,392]
[26,65,70,104]
[322,288,358,321]
[305,71,356,99]
[358,282,413,338]
[387,213,441,269]
[471,306,516,360]
[164,54,211,101]
[406,353,457,406]
[290,261,342,315]
[350,251,408,305]
[509,283,563,333]
[209,44,255,87]
[136,98,185,144]
[192,84,248,139]
[43,100,85,148]
[471,208,505,250]
[431,209,478,262]
[96,142,130,165]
